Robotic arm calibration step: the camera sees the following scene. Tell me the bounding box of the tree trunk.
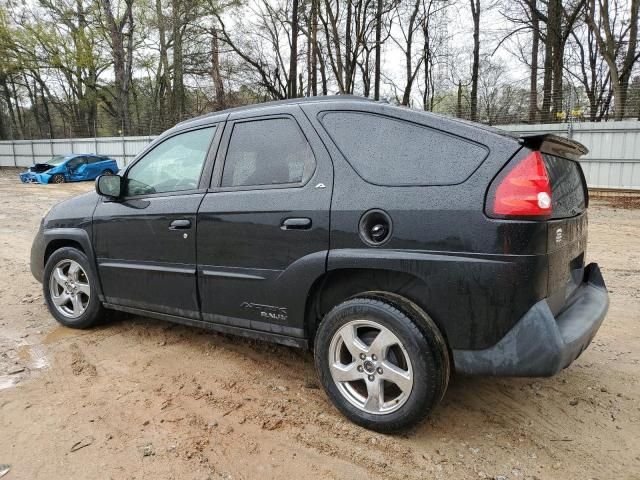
[470,0,480,121]
[172,0,185,122]
[541,27,553,120]
[100,0,133,135]
[374,0,383,100]
[318,42,328,95]
[586,0,639,120]
[345,0,353,93]
[311,0,318,96]
[211,26,225,109]
[617,0,639,119]
[288,0,299,98]
[550,0,563,120]
[156,0,171,129]
[306,7,312,97]
[1,76,20,139]
[10,78,24,138]
[529,0,539,123]
[401,0,422,106]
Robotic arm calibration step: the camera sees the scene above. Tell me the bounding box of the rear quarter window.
[319,111,489,186]
[542,154,587,218]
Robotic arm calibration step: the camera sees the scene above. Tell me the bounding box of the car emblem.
[555,228,563,243]
[315,183,326,189]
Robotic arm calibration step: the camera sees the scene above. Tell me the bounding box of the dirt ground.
[0,168,638,480]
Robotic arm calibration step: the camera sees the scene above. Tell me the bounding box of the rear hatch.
[523,135,589,314]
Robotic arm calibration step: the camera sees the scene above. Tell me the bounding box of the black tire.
[51,174,65,184]
[102,169,114,175]
[43,247,105,329]
[314,296,449,432]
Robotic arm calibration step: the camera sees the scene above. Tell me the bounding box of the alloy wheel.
[328,319,413,415]
[48,259,90,319]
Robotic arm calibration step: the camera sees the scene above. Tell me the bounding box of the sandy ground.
[0,168,638,480]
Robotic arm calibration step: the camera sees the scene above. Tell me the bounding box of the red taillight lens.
[488,151,552,219]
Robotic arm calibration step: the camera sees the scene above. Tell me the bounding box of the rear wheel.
[102,169,114,175]
[314,296,449,432]
[51,174,65,184]
[43,247,105,329]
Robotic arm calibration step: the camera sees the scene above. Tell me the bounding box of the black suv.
[30,96,609,431]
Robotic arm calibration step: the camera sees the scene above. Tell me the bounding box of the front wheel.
[314,296,449,432]
[50,174,65,184]
[43,247,105,329]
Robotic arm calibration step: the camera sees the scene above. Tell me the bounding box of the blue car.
[19,154,119,184]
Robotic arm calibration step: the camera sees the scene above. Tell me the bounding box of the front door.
[197,106,333,338]
[93,124,220,318]
[66,156,88,181]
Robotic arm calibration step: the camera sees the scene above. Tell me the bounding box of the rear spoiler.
[518,134,588,160]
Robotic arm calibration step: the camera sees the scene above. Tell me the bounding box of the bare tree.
[99,0,134,134]
[211,25,226,108]
[566,15,612,120]
[320,0,376,94]
[470,0,480,120]
[586,0,640,120]
[288,0,300,97]
[214,2,291,100]
[374,0,383,99]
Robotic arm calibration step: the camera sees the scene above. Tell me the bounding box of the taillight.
[488,151,552,219]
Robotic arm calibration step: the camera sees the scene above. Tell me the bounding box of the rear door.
[197,105,333,338]
[85,156,109,178]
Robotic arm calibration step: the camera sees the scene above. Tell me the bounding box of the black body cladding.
[31,96,608,377]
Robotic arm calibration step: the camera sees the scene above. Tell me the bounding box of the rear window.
[319,111,488,186]
[542,154,587,218]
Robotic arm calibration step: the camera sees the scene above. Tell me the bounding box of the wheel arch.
[42,228,104,298]
[44,238,85,264]
[304,268,450,352]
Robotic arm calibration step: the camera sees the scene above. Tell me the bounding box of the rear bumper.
[452,263,609,377]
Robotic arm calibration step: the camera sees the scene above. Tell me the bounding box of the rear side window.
[221,118,314,188]
[320,111,488,186]
[542,154,587,218]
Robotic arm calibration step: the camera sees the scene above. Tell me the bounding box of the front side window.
[126,127,215,196]
[221,118,314,188]
[67,157,86,169]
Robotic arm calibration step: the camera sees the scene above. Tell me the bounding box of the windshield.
[43,155,68,166]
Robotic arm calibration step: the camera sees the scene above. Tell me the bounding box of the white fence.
[1,121,639,190]
[500,121,640,191]
[0,136,156,169]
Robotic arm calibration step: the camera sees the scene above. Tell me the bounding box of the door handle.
[281,217,312,230]
[169,219,191,230]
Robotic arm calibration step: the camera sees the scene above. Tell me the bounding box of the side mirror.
[96,174,123,199]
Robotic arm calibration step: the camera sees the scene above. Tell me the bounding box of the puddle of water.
[1,341,53,392]
[17,345,31,362]
[30,345,50,370]
[0,376,17,391]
